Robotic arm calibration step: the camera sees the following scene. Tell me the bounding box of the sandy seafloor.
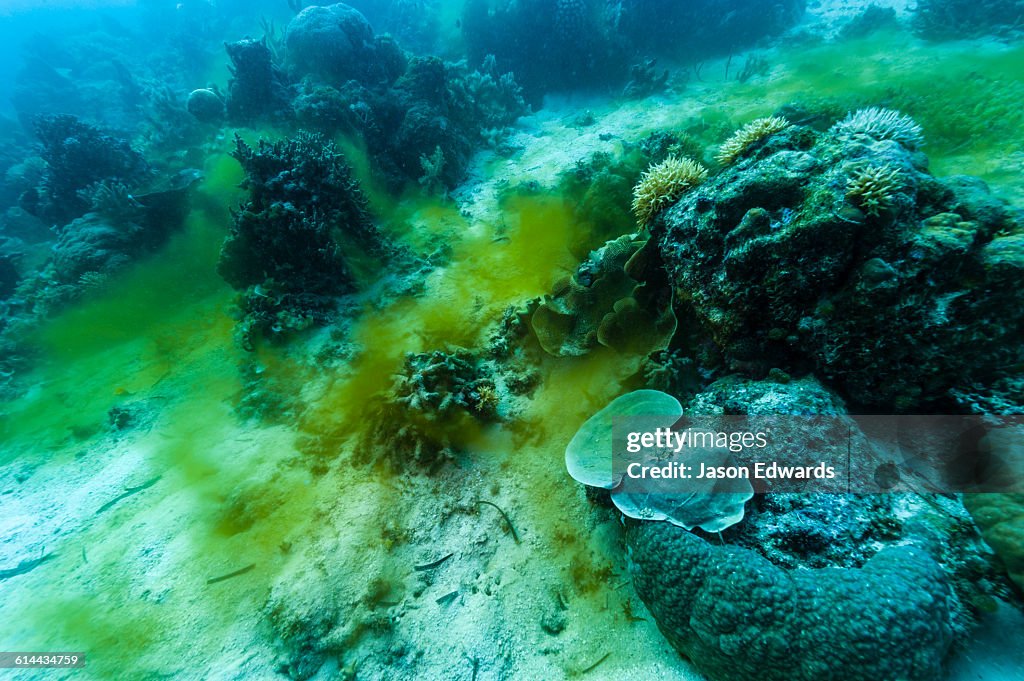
[3,1,1024,679]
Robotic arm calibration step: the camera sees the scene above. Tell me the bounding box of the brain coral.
[831,107,924,149]
[631,156,708,226]
[629,522,955,681]
[715,116,791,166]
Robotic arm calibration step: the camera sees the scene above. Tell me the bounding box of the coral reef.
[224,38,292,124]
[913,0,1024,39]
[715,116,791,166]
[831,107,924,150]
[839,4,899,39]
[617,0,806,62]
[461,0,622,100]
[649,115,1024,410]
[632,156,708,226]
[619,374,1006,681]
[284,3,378,83]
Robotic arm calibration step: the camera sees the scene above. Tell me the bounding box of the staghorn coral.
[831,107,924,149]
[846,164,902,216]
[715,116,791,166]
[631,156,708,226]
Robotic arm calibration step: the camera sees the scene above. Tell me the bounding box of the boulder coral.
[628,524,956,681]
[617,375,1005,681]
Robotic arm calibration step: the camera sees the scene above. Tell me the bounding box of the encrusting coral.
[715,116,791,166]
[846,164,902,216]
[831,107,924,149]
[631,156,708,226]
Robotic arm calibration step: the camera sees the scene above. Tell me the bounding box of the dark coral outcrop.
[218,133,391,345]
[622,374,1007,681]
[284,3,378,83]
[649,120,1024,411]
[29,114,150,225]
[224,38,292,124]
[913,0,1024,39]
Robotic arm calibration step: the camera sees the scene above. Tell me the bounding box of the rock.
[650,117,1024,411]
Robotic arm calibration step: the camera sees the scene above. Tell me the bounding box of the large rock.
[650,120,1024,411]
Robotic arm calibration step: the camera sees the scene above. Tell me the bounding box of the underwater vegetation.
[2,1,1024,680]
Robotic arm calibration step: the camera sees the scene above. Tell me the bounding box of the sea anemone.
[831,107,924,149]
[632,156,708,226]
[715,116,791,166]
[846,164,902,216]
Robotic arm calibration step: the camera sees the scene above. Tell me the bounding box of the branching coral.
[831,107,924,149]
[631,156,708,226]
[357,350,500,471]
[218,132,388,345]
[715,116,791,166]
[846,164,902,216]
[31,114,150,224]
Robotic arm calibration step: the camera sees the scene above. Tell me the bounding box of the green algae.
[704,30,1024,199]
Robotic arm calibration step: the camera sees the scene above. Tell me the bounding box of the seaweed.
[414,552,455,571]
[206,563,256,585]
[95,475,162,515]
[476,499,520,543]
